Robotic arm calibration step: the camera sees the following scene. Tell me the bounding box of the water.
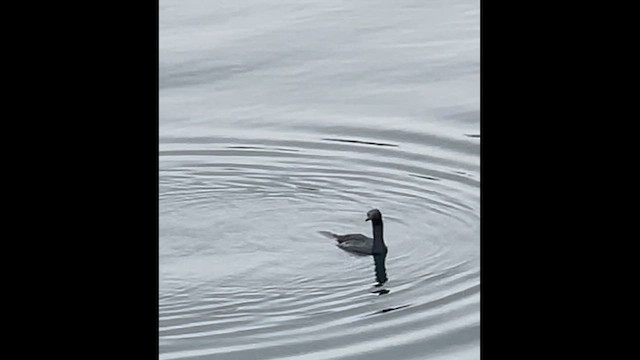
[159,0,479,359]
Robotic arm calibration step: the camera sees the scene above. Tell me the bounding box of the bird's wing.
[336,233,371,244]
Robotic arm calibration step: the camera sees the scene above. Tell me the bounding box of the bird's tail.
[318,231,339,239]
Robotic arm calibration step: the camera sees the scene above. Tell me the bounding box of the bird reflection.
[373,252,388,286]
[371,252,389,295]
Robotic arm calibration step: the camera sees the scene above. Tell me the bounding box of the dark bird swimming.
[319,209,388,256]
[320,209,389,286]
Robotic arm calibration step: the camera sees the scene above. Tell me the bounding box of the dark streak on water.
[378,304,412,313]
[322,138,399,147]
[410,174,441,181]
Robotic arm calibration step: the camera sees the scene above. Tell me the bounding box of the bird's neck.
[372,221,386,253]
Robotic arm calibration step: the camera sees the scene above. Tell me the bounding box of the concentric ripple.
[160,126,479,360]
[160,0,479,358]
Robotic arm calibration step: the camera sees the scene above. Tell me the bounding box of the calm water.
[159,0,479,359]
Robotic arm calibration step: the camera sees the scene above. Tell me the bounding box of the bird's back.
[336,235,374,255]
[319,231,374,255]
[335,233,371,244]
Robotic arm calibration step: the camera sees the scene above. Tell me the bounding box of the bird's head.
[365,209,382,222]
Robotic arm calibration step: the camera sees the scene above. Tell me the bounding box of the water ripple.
[160,129,479,357]
[160,0,479,357]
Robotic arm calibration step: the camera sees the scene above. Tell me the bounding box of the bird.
[319,209,388,256]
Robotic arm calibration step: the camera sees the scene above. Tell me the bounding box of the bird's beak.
[365,216,371,222]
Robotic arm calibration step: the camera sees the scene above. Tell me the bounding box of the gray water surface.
[160,0,479,359]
